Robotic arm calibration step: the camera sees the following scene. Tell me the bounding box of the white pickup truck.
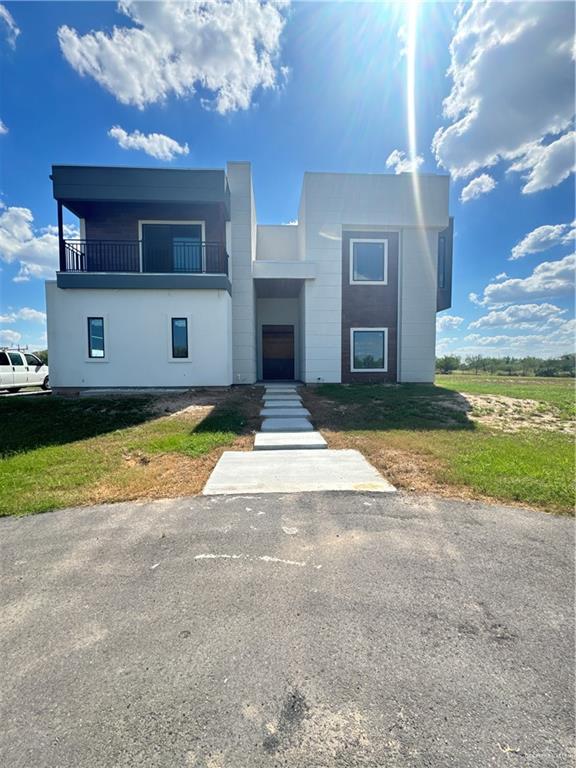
[0,350,50,393]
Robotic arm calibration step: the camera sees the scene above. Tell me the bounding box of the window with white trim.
[351,328,388,372]
[350,239,388,284]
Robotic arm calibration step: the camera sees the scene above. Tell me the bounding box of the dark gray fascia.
[57,272,231,294]
[51,165,231,218]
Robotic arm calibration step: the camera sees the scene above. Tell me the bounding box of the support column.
[57,200,65,272]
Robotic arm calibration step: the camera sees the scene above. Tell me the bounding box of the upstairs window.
[171,318,189,359]
[88,317,105,358]
[141,223,204,273]
[350,239,388,284]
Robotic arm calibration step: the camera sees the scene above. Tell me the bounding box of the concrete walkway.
[203,383,396,495]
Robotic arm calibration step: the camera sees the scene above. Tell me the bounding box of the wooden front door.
[262,325,295,380]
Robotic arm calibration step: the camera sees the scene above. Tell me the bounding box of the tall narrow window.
[171,318,189,359]
[438,234,446,289]
[88,317,105,358]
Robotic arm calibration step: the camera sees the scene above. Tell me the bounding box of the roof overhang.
[51,165,231,219]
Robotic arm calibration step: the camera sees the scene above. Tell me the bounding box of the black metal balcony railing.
[62,240,228,275]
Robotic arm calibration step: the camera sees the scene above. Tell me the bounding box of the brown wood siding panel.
[341,230,398,383]
[83,202,227,244]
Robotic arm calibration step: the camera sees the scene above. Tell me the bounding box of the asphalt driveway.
[1,492,573,767]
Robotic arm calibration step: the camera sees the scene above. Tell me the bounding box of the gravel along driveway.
[1,492,573,767]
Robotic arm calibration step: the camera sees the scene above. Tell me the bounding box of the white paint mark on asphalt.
[150,563,160,570]
[256,511,265,516]
[245,507,253,512]
[282,526,298,535]
[363,501,372,507]
[194,553,321,569]
[259,556,305,567]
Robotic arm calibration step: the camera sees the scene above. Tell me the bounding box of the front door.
[262,325,295,380]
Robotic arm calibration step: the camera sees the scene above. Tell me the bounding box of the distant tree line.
[436,353,575,377]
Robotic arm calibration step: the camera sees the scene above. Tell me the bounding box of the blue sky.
[0,0,574,357]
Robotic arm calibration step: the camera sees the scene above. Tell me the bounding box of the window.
[88,317,105,358]
[171,318,189,359]
[25,354,42,367]
[438,234,446,289]
[0,352,9,366]
[141,223,204,273]
[350,239,388,284]
[8,352,24,366]
[351,329,388,372]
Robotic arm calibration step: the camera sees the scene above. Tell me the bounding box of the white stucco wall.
[45,283,232,388]
[300,172,449,383]
[227,161,257,383]
[256,225,300,261]
[398,228,438,382]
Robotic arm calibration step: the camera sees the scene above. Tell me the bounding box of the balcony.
[61,239,229,275]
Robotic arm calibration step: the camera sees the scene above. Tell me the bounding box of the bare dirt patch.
[144,388,235,420]
[460,393,574,434]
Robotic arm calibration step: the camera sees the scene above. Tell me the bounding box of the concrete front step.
[254,431,327,450]
[203,449,397,495]
[264,389,298,396]
[262,399,303,408]
[262,382,299,388]
[261,417,313,432]
[260,407,310,418]
[263,394,302,403]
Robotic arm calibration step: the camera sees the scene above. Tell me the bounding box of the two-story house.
[46,162,452,391]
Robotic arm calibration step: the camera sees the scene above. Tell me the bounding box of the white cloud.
[433,2,575,193]
[0,119,7,135]
[0,4,20,48]
[0,307,46,324]
[437,318,575,358]
[0,205,78,282]
[461,319,575,357]
[108,126,189,161]
[437,314,464,332]
[473,254,575,306]
[469,303,566,330]
[494,272,508,281]
[0,328,21,346]
[508,132,576,194]
[459,173,496,203]
[58,0,289,113]
[510,222,573,260]
[385,149,424,174]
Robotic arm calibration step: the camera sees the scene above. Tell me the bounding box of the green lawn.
[303,376,575,514]
[436,373,575,419]
[0,391,259,516]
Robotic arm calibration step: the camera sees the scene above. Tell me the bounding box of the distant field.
[302,375,575,514]
[436,374,575,419]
